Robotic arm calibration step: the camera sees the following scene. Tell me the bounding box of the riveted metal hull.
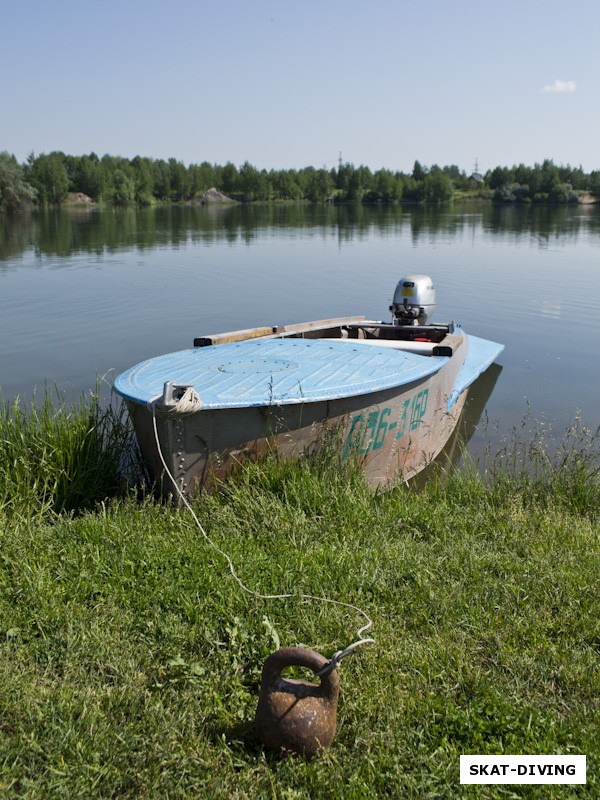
[125,333,468,498]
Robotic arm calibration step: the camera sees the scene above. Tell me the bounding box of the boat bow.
[447,334,504,410]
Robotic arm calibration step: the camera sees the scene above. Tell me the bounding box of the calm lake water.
[1,203,599,460]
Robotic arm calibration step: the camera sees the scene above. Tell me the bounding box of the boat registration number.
[342,389,429,459]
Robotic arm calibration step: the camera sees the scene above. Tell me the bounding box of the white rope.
[146,386,203,415]
[149,398,375,671]
[172,387,203,415]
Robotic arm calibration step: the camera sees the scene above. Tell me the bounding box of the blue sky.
[3,0,599,174]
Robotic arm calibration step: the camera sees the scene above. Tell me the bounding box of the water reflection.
[413,363,503,486]
[2,202,599,265]
[486,203,600,245]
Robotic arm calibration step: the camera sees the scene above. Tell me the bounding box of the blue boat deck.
[113,337,450,409]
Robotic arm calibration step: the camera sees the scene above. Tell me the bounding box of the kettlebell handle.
[263,646,339,694]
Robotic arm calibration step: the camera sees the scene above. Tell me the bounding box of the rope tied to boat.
[147,395,375,672]
[146,384,203,415]
[169,386,203,415]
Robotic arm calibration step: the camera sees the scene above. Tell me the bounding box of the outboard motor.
[390,275,436,326]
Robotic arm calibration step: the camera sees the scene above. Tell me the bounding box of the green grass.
[0,393,598,798]
[0,384,141,519]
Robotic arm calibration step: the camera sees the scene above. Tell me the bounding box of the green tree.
[238,161,265,200]
[189,162,216,196]
[26,152,69,205]
[369,168,402,202]
[442,164,468,190]
[100,155,136,206]
[537,159,561,196]
[402,176,425,202]
[0,152,36,212]
[493,183,530,203]
[73,153,105,200]
[334,162,354,193]
[305,168,334,202]
[487,166,513,190]
[514,163,533,186]
[589,171,600,198]
[548,183,578,203]
[111,169,135,205]
[131,156,154,205]
[168,158,189,201]
[423,171,453,202]
[220,162,239,196]
[559,164,586,190]
[151,160,171,201]
[270,169,303,200]
[346,165,372,202]
[412,160,427,182]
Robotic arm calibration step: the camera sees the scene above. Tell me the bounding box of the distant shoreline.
[3,151,599,212]
[60,189,599,209]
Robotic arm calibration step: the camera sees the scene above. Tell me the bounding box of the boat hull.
[125,338,467,497]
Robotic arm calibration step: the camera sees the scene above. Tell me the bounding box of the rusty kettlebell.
[254,646,340,757]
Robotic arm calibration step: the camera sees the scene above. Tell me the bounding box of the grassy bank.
[0,392,598,798]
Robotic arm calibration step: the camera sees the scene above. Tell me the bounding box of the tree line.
[1,150,599,212]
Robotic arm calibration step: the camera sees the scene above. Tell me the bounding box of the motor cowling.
[390,275,436,325]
